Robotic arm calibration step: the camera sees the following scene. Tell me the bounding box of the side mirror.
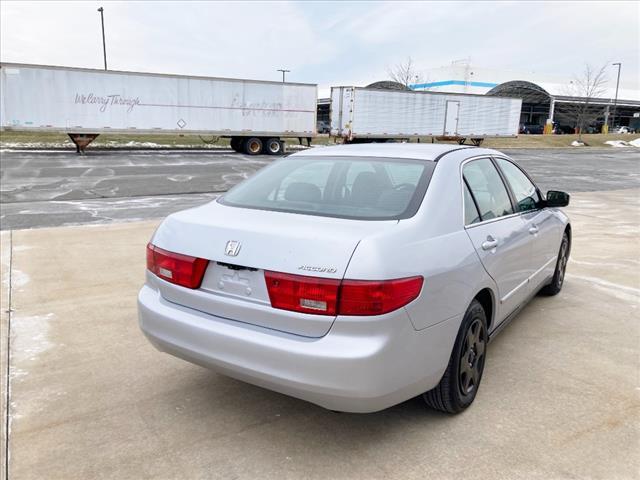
[546,190,570,207]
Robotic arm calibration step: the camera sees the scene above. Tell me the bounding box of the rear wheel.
[265,137,283,155]
[423,299,487,414]
[540,232,569,296]
[243,137,263,155]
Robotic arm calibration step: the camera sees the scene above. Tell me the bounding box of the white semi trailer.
[0,63,317,154]
[330,86,522,145]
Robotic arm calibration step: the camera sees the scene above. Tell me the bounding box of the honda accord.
[138,144,571,413]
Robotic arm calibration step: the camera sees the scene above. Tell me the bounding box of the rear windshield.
[218,155,435,220]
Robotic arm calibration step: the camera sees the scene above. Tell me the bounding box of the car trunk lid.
[150,201,396,337]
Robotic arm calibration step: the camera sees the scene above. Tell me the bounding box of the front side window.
[463,158,513,221]
[496,158,540,212]
[219,156,435,220]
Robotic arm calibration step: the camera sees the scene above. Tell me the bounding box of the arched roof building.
[486,80,640,129]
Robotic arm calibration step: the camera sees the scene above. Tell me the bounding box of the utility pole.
[277,69,290,83]
[97,7,107,70]
[611,62,622,129]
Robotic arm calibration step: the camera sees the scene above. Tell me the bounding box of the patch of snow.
[0,141,70,148]
[10,366,28,381]
[11,269,30,289]
[629,138,640,147]
[605,140,631,147]
[122,141,162,148]
[1,140,230,150]
[0,149,68,153]
[11,312,55,364]
[103,140,225,149]
[571,140,585,147]
[167,174,194,182]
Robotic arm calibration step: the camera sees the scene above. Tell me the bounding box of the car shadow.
[155,294,553,451]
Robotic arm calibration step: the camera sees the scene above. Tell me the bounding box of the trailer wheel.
[243,137,263,155]
[265,138,283,155]
[230,137,242,152]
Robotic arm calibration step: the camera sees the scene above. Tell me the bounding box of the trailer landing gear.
[434,136,484,147]
[68,133,99,154]
[457,137,484,146]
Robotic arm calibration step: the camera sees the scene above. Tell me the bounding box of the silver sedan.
[138,144,571,413]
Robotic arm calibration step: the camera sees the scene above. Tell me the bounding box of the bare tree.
[387,57,424,89]
[563,63,609,140]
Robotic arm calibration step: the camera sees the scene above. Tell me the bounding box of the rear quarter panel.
[344,149,497,330]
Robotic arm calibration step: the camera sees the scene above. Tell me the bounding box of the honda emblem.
[225,240,241,257]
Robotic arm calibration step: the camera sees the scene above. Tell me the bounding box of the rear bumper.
[138,284,462,412]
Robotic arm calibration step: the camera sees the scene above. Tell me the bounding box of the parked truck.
[0,63,317,154]
[330,86,522,145]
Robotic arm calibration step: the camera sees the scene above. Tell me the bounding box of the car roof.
[291,143,481,161]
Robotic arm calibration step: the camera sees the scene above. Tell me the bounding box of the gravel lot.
[1,147,638,229]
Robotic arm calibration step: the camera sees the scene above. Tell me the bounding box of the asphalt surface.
[1,147,639,230]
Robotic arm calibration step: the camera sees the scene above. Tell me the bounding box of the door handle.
[529,225,539,235]
[481,236,498,251]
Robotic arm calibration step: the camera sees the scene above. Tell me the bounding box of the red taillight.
[339,277,423,315]
[265,271,423,316]
[146,243,209,289]
[264,271,340,315]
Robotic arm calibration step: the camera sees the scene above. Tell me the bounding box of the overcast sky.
[2,0,638,93]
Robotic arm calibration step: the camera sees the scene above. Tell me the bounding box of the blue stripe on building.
[409,80,499,90]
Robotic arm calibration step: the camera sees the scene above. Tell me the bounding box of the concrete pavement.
[1,189,639,479]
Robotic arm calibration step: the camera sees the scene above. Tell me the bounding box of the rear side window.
[463,182,481,225]
[463,158,513,221]
[495,158,540,212]
[220,156,435,220]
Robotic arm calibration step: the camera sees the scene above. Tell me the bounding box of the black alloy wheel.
[541,232,569,296]
[458,318,486,396]
[423,299,488,414]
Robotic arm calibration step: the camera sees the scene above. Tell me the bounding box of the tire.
[423,299,488,414]
[243,137,263,155]
[540,232,569,296]
[230,137,242,152]
[265,138,283,155]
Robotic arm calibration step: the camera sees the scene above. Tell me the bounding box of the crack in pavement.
[2,230,13,480]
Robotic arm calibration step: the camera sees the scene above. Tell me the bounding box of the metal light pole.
[97,7,107,70]
[611,62,622,129]
[277,69,290,83]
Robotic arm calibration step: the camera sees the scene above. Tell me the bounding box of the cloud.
[1,1,334,80]
[1,0,638,92]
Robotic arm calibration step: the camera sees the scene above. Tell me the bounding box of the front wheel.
[540,232,569,296]
[423,299,488,414]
